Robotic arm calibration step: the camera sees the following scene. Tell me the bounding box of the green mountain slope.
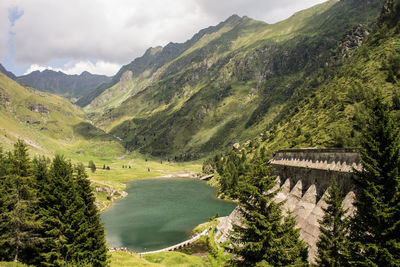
[259,0,400,152]
[85,0,383,160]
[0,72,123,158]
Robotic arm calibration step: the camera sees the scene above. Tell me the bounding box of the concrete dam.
[215,148,361,262]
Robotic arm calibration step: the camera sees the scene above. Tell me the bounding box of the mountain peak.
[222,14,243,25]
[80,70,91,76]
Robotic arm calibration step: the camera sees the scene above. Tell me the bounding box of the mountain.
[16,70,112,102]
[82,0,384,160]
[76,15,244,108]
[258,0,400,152]
[0,63,16,80]
[0,72,123,157]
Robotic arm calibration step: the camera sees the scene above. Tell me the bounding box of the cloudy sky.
[0,0,327,77]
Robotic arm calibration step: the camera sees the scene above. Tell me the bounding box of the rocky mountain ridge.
[82,0,384,160]
[17,69,111,102]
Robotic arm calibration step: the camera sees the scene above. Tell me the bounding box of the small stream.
[101,177,236,252]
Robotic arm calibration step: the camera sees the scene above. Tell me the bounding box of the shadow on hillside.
[72,122,114,141]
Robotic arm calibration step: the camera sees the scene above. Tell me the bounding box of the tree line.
[0,141,108,266]
[206,92,399,266]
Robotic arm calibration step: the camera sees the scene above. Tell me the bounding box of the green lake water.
[101,178,236,252]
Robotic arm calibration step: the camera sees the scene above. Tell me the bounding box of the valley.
[1,0,400,266]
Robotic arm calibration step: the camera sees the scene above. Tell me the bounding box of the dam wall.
[270,148,360,200]
[215,148,361,263]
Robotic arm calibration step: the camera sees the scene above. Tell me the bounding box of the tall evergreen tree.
[0,140,41,262]
[350,92,400,266]
[0,146,10,260]
[230,149,308,266]
[37,155,86,266]
[316,178,350,267]
[74,163,108,266]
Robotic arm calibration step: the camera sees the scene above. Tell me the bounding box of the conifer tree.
[0,140,41,262]
[0,146,11,260]
[316,178,350,266]
[37,155,86,266]
[74,163,108,266]
[350,92,400,266]
[230,149,308,266]
[88,160,96,173]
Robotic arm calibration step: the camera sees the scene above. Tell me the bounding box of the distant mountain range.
[16,69,111,102]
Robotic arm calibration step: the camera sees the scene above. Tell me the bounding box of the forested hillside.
[83,0,383,160]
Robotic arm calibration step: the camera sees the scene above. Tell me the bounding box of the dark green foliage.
[74,164,109,266]
[88,160,96,173]
[0,141,109,266]
[0,140,41,263]
[229,149,308,266]
[36,155,87,265]
[350,92,400,266]
[316,178,350,266]
[213,150,247,198]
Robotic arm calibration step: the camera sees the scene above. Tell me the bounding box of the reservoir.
[101,178,236,252]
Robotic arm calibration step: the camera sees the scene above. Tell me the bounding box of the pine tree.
[230,149,308,266]
[0,140,41,262]
[0,146,11,261]
[350,92,400,266]
[88,160,96,173]
[37,155,86,266]
[74,163,108,266]
[316,178,350,267]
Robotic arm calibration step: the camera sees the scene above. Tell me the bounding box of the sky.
[0,0,327,77]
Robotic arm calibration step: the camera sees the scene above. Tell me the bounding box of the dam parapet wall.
[270,148,360,199]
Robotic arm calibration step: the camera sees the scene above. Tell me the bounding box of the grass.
[143,251,206,266]
[0,263,27,267]
[110,251,207,267]
[110,252,160,266]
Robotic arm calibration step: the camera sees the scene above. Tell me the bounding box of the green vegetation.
[228,148,308,266]
[0,263,27,267]
[0,141,108,266]
[1,1,400,266]
[143,251,205,266]
[0,141,41,263]
[109,251,207,267]
[316,178,350,266]
[83,0,382,160]
[349,92,400,265]
[0,72,124,161]
[89,160,97,173]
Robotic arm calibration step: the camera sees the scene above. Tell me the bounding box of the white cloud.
[24,61,121,76]
[0,1,12,60]
[2,0,328,74]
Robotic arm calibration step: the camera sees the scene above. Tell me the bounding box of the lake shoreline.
[99,171,200,212]
[101,176,236,252]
